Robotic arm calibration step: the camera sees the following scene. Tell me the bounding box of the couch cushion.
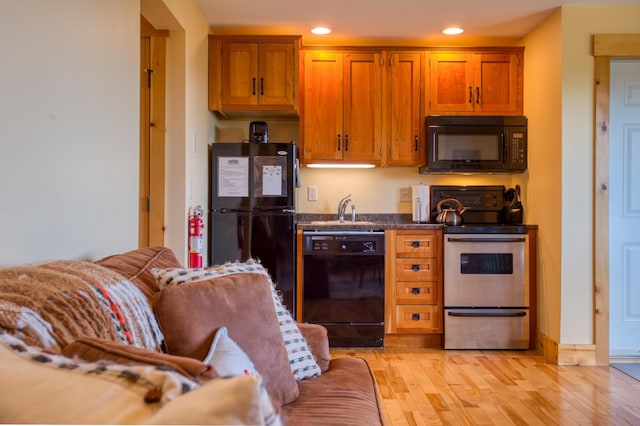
[152,260,321,381]
[152,273,299,406]
[282,357,385,426]
[96,246,181,302]
[62,337,218,382]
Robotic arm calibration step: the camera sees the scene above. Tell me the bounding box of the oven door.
[444,234,529,307]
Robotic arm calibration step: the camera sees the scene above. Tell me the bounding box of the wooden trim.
[594,56,611,366]
[558,344,596,366]
[593,34,640,57]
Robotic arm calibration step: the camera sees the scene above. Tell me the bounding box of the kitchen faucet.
[338,194,352,223]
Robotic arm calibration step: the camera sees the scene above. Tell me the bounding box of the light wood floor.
[331,348,640,425]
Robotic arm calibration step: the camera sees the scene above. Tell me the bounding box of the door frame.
[593,34,640,365]
[139,17,168,247]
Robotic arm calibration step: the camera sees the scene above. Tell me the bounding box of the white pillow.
[152,260,322,381]
[203,326,257,377]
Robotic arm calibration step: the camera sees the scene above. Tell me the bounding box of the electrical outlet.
[308,185,318,201]
[399,187,412,202]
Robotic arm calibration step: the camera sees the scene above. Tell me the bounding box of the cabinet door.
[342,52,383,164]
[386,52,423,166]
[473,52,520,114]
[221,42,259,106]
[428,53,474,113]
[258,42,295,106]
[301,51,343,162]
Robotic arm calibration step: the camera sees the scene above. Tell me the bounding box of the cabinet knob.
[412,313,420,321]
[411,264,420,272]
[260,77,264,95]
[412,287,420,295]
[414,135,419,151]
[468,86,473,103]
[337,134,341,151]
[344,134,349,151]
[411,241,420,248]
[476,86,480,104]
[252,78,256,96]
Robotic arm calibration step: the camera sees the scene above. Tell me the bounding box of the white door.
[609,60,640,357]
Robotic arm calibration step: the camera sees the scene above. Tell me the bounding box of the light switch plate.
[400,187,412,202]
[308,185,318,201]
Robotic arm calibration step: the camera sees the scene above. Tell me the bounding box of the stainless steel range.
[431,185,530,350]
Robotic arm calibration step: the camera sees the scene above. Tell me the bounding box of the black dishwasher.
[302,231,385,347]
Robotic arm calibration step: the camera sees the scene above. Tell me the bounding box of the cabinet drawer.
[395,234,438,257]
[396,281,438,304]
[396,305,439,330]
[395,258,438,280]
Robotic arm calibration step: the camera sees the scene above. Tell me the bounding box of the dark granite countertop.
[296,213,538,232]
[296,213,443,231]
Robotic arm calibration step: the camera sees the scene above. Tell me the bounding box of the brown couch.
[0,246,385,425]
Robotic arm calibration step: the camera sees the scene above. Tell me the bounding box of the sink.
[310,220,377,226]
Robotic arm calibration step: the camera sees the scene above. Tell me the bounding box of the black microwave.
[419,116,527,174]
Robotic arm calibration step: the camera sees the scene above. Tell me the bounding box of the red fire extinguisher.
[188,205,204,268]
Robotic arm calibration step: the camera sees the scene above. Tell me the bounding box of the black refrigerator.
[208,142,299,317]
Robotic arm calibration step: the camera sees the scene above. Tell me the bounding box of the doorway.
[609,60,640,358]
[139,17,167,247]
[593,34,640,365]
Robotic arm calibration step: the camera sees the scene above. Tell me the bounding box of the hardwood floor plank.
[331,348,640,425]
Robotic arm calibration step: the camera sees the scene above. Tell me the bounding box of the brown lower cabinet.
[384,229,444,347]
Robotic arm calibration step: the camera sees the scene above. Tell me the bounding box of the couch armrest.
[297,323,330,373]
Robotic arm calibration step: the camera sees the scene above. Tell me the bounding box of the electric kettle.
[435,198,466,225]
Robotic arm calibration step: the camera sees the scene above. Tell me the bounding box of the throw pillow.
[62,337,218,382]
[203,327,257,377]
[152,260,322,381]
[152,272,299,406]
[148,374,282,426]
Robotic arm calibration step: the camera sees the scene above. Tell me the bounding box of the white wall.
[0,0,140,265]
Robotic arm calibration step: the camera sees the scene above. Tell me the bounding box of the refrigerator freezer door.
[209,142,296,211]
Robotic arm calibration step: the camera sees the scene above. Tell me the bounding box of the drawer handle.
[412,264,420,272]
[412,241,420,248]
[412,287,420,295]
[412,313,420,321]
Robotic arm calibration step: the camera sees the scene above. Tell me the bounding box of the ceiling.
[195,0,640,46]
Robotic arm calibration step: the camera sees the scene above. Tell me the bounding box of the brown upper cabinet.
[383,51,424,166]
[427,50,523,115]
[208,35,300,115]
[300,49,424,166]
[300,51,384,165]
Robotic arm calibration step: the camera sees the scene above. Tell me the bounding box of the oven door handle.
[446,237,526,243]
[447,311,527,318]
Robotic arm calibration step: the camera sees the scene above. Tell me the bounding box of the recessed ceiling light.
[443,27,464,35]
[311,27,331,35]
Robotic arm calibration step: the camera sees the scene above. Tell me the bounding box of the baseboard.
[537,331,596,365]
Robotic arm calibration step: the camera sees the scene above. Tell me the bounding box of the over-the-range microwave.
[419,115,527,174]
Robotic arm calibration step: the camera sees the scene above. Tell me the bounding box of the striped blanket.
[0,260,164,352]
